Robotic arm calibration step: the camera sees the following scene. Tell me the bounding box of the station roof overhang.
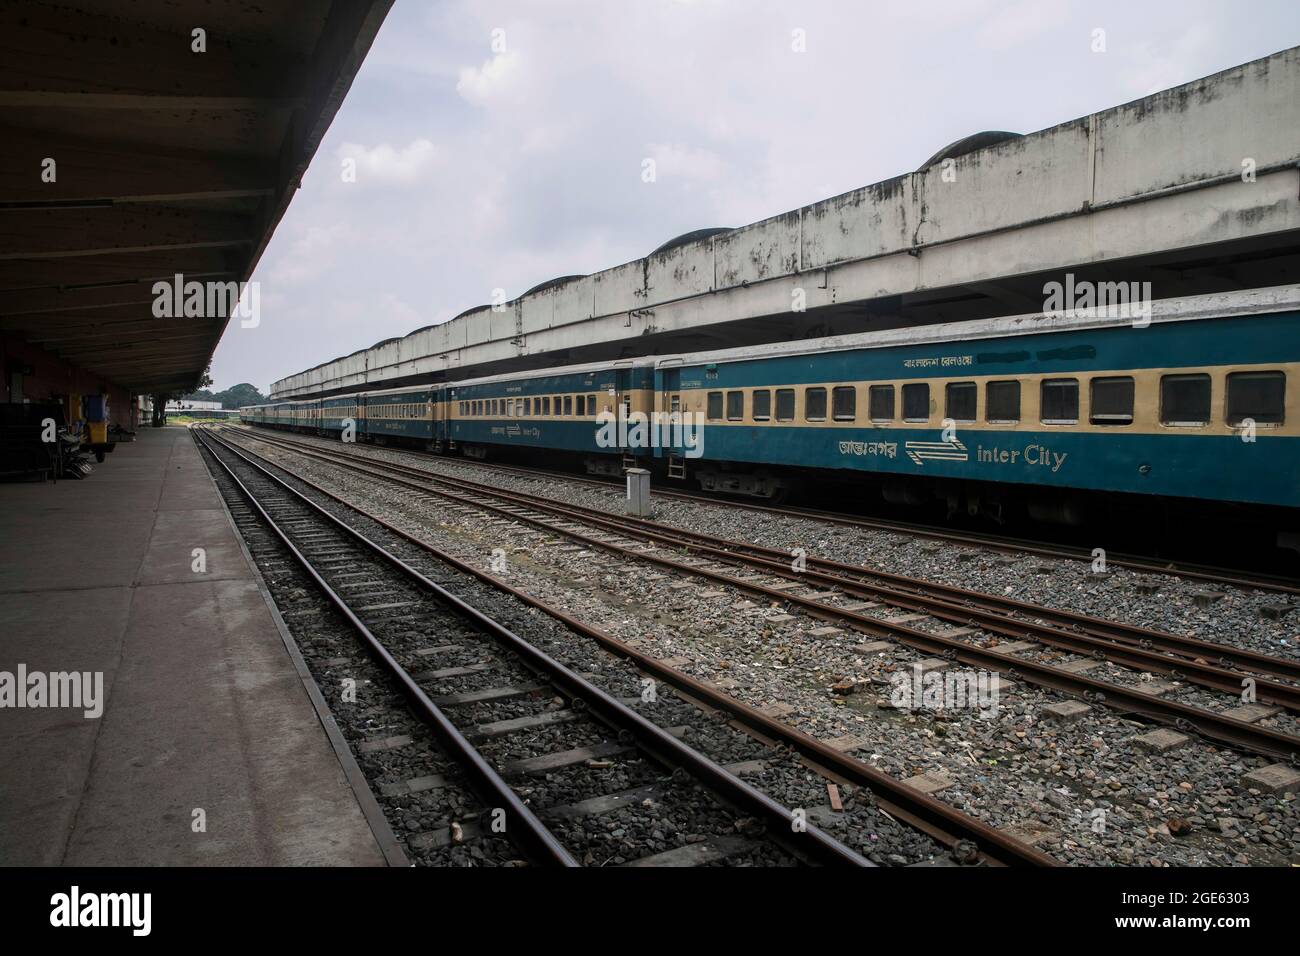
[0,0,393,395]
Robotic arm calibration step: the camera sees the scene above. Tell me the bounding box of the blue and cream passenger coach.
[243,286,1299,520]
[668,287,1299,514]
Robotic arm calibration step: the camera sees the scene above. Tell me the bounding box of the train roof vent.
[523,274,588,297]
[650,227,733,257]
[918,130,1022,170]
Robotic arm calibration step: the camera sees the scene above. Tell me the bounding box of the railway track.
[258,426,1300,597]
[216,425,1300,763]
[197,426,889,867]
[199,425,1058,866]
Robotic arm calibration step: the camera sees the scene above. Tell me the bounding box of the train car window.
[726,390,744,421]
[587,395,597,416]
[542,397,551,415]
[902,383,930,422]
[563,395,573,416]
[985,381,1020,422]
[775,389,795,421]
[752,390,771,421]
[945,382,976,422]
[868,385,894,422]
[707,391,724,420]
[805,387,827,422]
[1227,371,1285,425]
[832,386,856,421]
[1040,379,1079,423]
[1160,374,1210,425]
[1090,377,1134,425]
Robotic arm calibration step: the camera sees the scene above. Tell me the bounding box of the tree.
[215,382,268,408]
[176,381,268,408]
[149,392,171,427]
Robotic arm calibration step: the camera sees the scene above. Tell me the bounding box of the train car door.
[656,362,686,479]
[613,363,634,468]
[431,386,445,449]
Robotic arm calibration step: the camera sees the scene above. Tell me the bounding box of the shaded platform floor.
[0,426,391,866]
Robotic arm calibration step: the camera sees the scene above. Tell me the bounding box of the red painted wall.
[1,332,135,429]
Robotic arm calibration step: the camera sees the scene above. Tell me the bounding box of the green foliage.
[177,382,268,409]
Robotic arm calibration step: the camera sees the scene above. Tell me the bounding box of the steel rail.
[223,428,1300,699]
[229,422,1300,596]
[225,428,1300,665]
[198,426,873,868]
[196,429,579,867]
[207,427,1060,866]
[219,426,1300,762]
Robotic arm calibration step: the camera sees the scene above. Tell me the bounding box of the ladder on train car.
[667,454,686,479]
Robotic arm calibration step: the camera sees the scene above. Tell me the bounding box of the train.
[243,286,1300,527]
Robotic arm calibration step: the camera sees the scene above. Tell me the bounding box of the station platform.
[0,426,396,866]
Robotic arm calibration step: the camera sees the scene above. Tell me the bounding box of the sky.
[208,0,1300,393]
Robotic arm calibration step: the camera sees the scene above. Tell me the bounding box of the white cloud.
[336,139,439,185]
[456,51,521,105]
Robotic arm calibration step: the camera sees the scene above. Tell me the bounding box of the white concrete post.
[625,468,651,517]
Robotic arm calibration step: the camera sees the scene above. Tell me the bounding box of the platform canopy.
[0,0,393,394]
